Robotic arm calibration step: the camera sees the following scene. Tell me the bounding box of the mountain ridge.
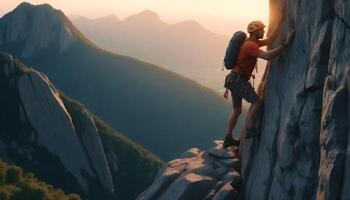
[72,9,222,36]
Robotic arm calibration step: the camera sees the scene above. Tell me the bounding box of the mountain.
[73,14,120,33]
[71,10,232,93]
[0,52,163,200]
[138,0,350,199]
[0,2,239,161]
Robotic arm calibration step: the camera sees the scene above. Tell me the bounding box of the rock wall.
[73,108,115,193]
[18,70,94,191]
[241,0,350,199]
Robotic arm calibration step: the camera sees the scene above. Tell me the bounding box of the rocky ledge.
[138,140,242,200]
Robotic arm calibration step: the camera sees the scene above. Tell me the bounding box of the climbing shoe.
[245,128,259,139]
[223,136,240,148]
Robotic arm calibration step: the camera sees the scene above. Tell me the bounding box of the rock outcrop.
[240,0,350,200]
[18,70,100,192]
[0,52,115,198]
[138,141,242,200]
[0,51,163,200]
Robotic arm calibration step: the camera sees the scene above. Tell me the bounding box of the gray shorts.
[225,72,258,108]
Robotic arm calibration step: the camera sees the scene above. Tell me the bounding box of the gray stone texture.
[241,0,350,200]
[138,141,241,200]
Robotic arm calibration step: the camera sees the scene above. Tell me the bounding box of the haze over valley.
[71,11,267,93]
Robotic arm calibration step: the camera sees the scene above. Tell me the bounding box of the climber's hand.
[284,30,295,46]
[224,90,229,100]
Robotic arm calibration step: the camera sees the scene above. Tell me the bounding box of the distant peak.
[16,2,54,11]
[125,9,161,23]
[2,2,96,57]
[10,2,68,27]
[139,9,158,17]
[16,2,34,9]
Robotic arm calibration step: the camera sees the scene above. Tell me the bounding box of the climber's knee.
[234,105,242,116]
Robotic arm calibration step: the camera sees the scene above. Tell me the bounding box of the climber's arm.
[223,88,229,100]
[259,30,295,60]
[258,46,284,60]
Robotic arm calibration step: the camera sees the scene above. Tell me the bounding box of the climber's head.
[247,21,266,39]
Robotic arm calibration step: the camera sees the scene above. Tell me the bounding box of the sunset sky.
[1,0,269,36]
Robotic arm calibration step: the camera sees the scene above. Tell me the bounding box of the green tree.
[5,166,22,184]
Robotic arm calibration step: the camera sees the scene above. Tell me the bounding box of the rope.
[335,14,350,30]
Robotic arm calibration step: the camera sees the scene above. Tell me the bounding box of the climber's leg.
[223,89,242,148]
[231,76,261,139]
[226,105,242,136]
[246,96,263,130]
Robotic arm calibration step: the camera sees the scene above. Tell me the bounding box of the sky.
[1,0,269,36]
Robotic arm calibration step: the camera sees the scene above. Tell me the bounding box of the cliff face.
[241,0,350,199]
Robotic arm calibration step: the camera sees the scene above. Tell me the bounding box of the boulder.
[208,141,238,159]
[179,148,201,159]
[158,173,215,200]
[139,143,242,199]
[222,171,240,186]
[212,183,239,200]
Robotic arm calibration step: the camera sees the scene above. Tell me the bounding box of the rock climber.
[223,14,295,148]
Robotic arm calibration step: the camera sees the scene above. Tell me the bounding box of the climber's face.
[257,28,265,39]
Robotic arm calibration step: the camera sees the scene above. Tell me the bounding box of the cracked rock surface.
[240,0,350,200]
[138,140,242,200]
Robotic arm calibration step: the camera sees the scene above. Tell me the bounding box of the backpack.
[223,31,247,70]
